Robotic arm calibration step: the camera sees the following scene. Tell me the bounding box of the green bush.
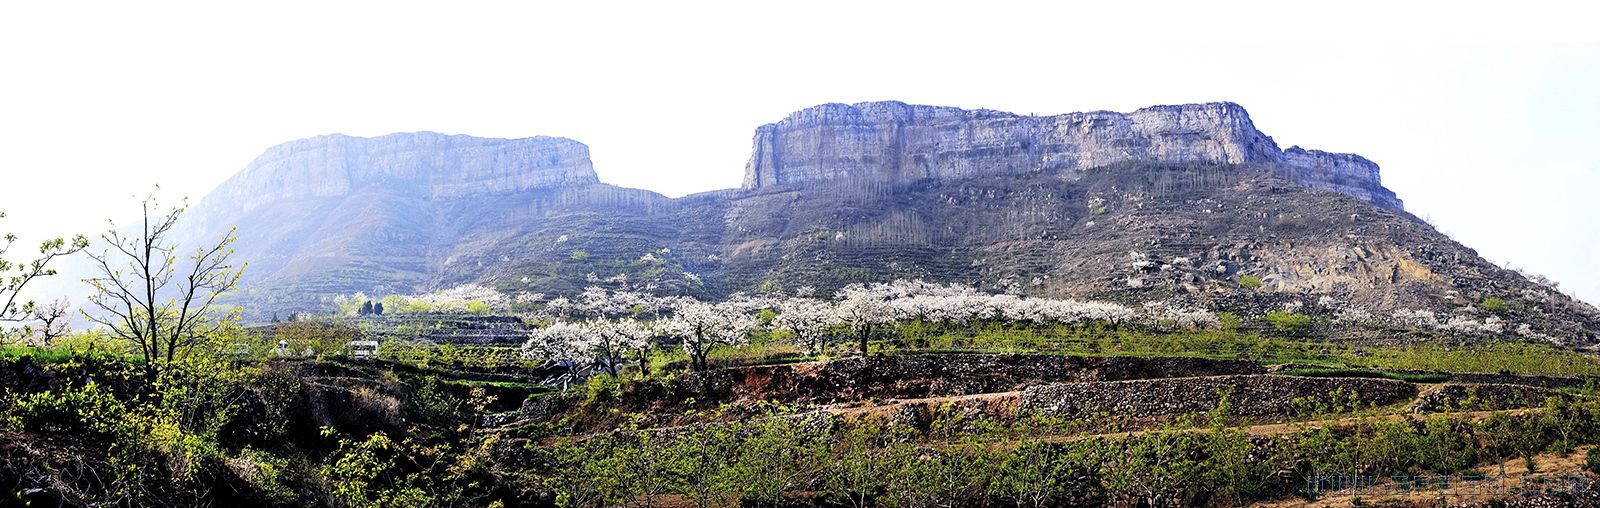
[1217,312,1241,332]
[1586,446,1600,474]
[0,381,130,437]
[1237,275,1263,290]
[1482,297,1508,312]
[582,373,622,407]
[1264,311,1311,333]
[321,429,430,508]
[0,332,130,364]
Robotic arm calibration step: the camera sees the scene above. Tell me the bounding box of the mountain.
[179,101,1600,345]
[742,102,1401,210]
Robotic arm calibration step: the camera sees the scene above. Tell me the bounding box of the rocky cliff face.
[189,132,598,232]
[742,101,1402,210]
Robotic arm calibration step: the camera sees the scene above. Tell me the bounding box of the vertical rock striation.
[190,132,598,230]
[742,101,1402,210]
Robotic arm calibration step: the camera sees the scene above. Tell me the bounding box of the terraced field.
[471,352,1600,506]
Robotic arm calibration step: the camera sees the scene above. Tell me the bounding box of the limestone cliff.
[741,101,1403,210]
[189,132,598,232]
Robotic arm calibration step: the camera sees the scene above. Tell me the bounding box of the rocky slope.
[177,102,1599,345]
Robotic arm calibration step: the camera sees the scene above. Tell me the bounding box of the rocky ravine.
[173,101,1600,344]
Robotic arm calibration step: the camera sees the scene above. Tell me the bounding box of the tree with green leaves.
[0,211,88,342]
[83,195,243,382]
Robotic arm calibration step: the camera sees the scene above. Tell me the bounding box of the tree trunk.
[692,328,708,371]
[858,324,871,357]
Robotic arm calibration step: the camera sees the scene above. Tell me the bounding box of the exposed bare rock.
[188,132,598,232]
[742,101,1403,210]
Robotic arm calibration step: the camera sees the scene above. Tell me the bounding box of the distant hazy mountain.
[178,102,1599,344]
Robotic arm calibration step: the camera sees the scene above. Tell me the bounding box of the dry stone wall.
[1410,383,1573,413]
[662,353,1265,405]
[1019,374,1417,419]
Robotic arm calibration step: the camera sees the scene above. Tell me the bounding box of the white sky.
[2,1,1598,304]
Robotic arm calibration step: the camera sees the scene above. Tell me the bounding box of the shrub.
[1587,446,1600,474]
[1482,297,1508,312]
[1265,311,1311,333]
[582,374,622,407]
[320,429,430,508]
[0,331,131,364]
[274,320,362,358]
[1217,312,1241,332]
[0,381,130,437]
[1237,275,1263,290]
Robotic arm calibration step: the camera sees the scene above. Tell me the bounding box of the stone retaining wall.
[1392,370,1589,389]
[662,354,1266,405]
[1410,383,1573,413]
[1019,374,1417,419]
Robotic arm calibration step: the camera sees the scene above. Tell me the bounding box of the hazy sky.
[2,1,1597,303]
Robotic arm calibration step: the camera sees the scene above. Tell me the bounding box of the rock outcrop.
[190,132,598,230]
[742,101,1403,210]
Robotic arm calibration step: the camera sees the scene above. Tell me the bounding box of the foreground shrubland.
[3,332,1599,507]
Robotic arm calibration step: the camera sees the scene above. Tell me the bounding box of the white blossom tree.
[589,318,654,376]
[613,318,661,377]
[774,297,837,355]
[574,286,649,319]
[521,321,592,386]
[544,296,577,320]
[664,299,756,371]
[27,297,71,345]
[832,284,898,356]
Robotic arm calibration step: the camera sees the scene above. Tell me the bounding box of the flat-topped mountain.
[186,132,599,233]
[177,101,1599,344]
[743,101,1401,210]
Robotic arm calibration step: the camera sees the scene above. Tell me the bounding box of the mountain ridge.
[186,132,602,235]
[743,101,1401,210]
[170,101,1598,345]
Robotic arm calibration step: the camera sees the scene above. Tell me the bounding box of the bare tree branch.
[82,195,243,382]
